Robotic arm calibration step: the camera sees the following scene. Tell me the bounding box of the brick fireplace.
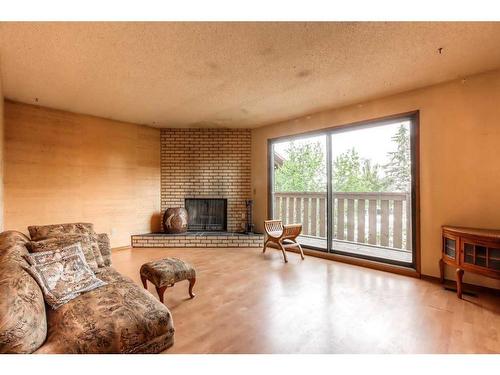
[131,128,263,248]
[160,128,252,233]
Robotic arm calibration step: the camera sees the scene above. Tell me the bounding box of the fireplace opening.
[185,198,227,232]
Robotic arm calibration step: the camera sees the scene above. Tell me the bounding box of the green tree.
[332,148,388,192]
[361,159,388,192]
[384,124,411,192]
[274,141,326,192]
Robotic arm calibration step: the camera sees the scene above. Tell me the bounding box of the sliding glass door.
[270,134,328,251]
[269,114,418,267]
[330,119,413,265]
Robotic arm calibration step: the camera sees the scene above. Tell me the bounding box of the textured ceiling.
[1,22,500,128]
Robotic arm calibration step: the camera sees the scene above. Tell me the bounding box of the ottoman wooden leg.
[156,286,168,303]
[141,275,147,289]
[188,278,196,298]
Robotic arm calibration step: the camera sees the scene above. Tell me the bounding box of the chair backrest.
[264,220,283,235]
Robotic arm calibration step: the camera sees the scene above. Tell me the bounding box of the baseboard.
[287,247,420,278]
[420,274,500,296]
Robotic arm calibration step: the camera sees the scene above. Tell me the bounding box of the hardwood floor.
[112,247,500,354]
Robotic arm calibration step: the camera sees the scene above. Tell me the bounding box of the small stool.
[140,257,196,303]
[263,220,304,263]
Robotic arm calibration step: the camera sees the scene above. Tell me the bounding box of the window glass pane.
[272,135,327,251]
[330,120,413,265]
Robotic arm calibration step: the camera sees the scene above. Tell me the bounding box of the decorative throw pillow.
[97,233,112,267]
[24,243,106,309]
[27,223,105,268]
[28,234,99,272]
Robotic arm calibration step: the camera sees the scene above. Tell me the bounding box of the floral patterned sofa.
[0,224,175,354]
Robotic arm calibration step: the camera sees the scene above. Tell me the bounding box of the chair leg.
[279,242,288,263]
[296,242,305,260]
[262,239,268,253]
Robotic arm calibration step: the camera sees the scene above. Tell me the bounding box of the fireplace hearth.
[185,198,227,232]
[132,231,264,248]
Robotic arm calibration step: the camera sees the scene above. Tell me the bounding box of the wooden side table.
[441,226,500,298]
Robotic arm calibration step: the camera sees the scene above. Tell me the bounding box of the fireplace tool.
[245,199,254,234]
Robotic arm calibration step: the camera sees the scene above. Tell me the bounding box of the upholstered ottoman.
[140,258,196,303]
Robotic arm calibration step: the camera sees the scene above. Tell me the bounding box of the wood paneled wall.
[4,101,161,248]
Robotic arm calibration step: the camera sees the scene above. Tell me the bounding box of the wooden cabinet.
[441,226,500,298]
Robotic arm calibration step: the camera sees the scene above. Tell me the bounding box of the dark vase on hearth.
[162,207,188,234]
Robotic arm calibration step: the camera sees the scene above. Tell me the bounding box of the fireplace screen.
[185,198,227,231]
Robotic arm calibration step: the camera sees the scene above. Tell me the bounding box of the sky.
[273,120,410,177]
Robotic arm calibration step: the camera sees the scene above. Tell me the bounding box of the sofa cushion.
[28,223,105,268]
[0,231,47,354]
[89,232,105,268]
[24,244,107,310]
[28,222,94,241]
[29,234,99,271]
[35,267,175,353]
[97,233,112,267]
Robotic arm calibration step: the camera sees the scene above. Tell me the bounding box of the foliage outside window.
[274,124,410,193]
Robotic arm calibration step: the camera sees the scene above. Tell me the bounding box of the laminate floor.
[112,247,500,353]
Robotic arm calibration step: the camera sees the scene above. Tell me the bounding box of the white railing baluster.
[347,199,355,241]
[288,197,295,224]
[274,195,280,220]
[282,196,288,225]
[337,197,345,240]
[357,199,365,243]
[393,200,403,248]
[295,197,302,227]
[303,197,310,235]
[310,197,318,236]
[319,197,326,238]
[406,193,412,250]
[380,199,389,247]
[368,199,377,245]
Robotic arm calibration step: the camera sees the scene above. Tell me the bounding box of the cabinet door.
[462,241,475,265]
[443,235,457,261]
[487,246,500,271]
[461,239,500,272]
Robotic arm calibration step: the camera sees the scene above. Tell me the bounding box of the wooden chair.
[263,220,305,263]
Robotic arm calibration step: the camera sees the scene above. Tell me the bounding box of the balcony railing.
[273,191,412,251]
